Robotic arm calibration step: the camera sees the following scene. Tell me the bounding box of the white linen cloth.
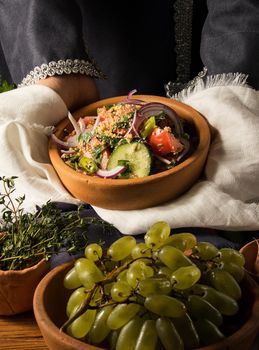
[0,82,259,234]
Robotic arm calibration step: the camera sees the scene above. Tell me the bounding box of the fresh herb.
[92,144,105,165]
[0,176,113,270]
[104,104,113,110]
[154,112,167,122]
[0,78,16,93]
[167,159,176,168]
[117,159,130,167]
[112,113,133,131]
[78,131,92,145]
[182,132,190,140]
[97,134,121,149]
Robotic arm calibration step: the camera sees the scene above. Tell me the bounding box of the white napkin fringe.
[172,72,249,102]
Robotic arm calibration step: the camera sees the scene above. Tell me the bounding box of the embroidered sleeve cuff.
[18,59,104,87]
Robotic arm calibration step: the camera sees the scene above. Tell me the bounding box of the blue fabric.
[49,202,258,269]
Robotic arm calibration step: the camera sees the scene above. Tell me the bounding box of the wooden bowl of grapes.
[49,93,210,210]
[33,225,259,350]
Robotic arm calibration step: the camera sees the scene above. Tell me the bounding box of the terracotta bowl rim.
[33,261,259,350]
[49,95,211,186]
[33,261,101,350]
[0,258,47,275]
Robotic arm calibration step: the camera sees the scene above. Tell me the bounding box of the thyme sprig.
[0,78,16,93]
[0,176,113,271]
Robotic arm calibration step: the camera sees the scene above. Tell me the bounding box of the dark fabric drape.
[201,0,259,89]
[0,0,258,97]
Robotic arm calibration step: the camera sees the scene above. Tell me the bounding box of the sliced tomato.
[83,116,96,126]
[100,148,111,169]
[148,127,184,156]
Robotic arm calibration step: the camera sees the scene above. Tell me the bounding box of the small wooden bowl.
[49,95,210,210]
[240,239,259,283]
[33,261,259,350]
[0,259,50,316]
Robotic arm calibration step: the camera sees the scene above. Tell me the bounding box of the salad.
[52,90,195,179]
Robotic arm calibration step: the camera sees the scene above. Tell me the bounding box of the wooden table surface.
[0,311,47,349]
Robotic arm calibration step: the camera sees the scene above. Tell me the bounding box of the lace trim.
[166,69,249,101]
[165,66,208,98]
[18,59,104,87]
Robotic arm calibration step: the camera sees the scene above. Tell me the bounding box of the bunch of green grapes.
[61,221,246,350]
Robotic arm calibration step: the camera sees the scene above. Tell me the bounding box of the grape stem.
[60,283,98,332]
[60,256,154,332]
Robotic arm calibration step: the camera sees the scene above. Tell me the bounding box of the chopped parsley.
[92,144,105,165]
[97,134,122,148]
[112,113,133,131]
[78,131,92,145]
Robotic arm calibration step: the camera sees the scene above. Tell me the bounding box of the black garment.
[0,0,258,98]
[201,0,259,90]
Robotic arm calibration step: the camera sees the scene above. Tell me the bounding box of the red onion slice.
[61,149,76,155]
[95,165,127,178]
[51,134,70,148]
[119,89,145,105]
[124,111,140,137]
[176,138,190,162]
[78,118,86,133]
[128,89,137,98]
[136,103,184,136]
[91,115,100,134]
[68,111,81,136]
[154,154,172,165]
[66,134,78,147]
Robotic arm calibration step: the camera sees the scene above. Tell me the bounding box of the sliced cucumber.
[107,142,152,178]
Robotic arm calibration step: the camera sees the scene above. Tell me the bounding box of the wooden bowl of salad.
[49,93,211,210]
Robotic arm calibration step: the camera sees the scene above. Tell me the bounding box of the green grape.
[171,313,200,349]
[193,284,239,316]
[194,318,225,346]
[208,269,242,300]
[63,267,82,290]
[107,236,136,261]
[66,287,87,318]
[88,305,113,344]
[131,243,152,259]
[156,317,184,350]
[144,265,155,278]
[115,316,144,350]
[84,243,103,261]
[192,241,219,260]
[158,246,193,271]
[107,303,140,330]
[219,248,245,267]
[135,319,158,350]
[171,266,201,290]
[219,261,245,282]
[104,259,118,271]
[144,221,171,249]
[117,269,128,282]
[127,261,154,288]
[185,294,223,326]
[103,282,113,296]
[67,309,96,339]
[161,232,197,251]
[74,258,104,289]
[157,266,173,280]
[144,294,186,318]
[137,277,172,297]
[109,329,120,350]
[91,285,104,305]
[111,281,132,302]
